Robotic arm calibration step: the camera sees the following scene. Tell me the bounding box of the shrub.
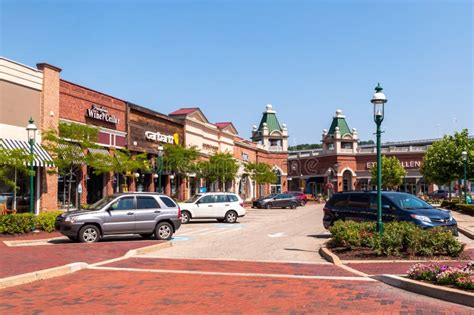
[0,213,36,234]
[407,262,474,291]
[455,276,474,290]
[407,263,445,281]
[329,220,464,257]
[35,211,63,232]
[436,268,470,285]
[440,199,462,209]
[455,204,474,215]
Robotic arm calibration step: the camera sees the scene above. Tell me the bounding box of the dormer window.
[342,142,353,149]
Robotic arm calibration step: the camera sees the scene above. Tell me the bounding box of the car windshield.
[185,194,202,203]
[385,194,433,210]
[264,194,278,199]
[88,196,116,210]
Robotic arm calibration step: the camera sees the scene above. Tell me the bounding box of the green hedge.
[329,221,464,257]
[440,199,462,209]
[0,211,63,234]
[455,204,474,215]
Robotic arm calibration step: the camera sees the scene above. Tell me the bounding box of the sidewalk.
[452,211,474,239]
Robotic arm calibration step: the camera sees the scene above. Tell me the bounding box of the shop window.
[0,167,36,213]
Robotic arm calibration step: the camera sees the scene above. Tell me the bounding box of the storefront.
[59,80,127,208]
[127,103,184,198]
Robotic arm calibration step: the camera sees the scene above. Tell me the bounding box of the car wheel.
[78,225,100,243]
[155,222,173,240]
[301,200,307,206]
[67,236,77,242]
[140,233,153,239]
[225,210,238,223]
[181,211,191,224]
[265,203,272,209]
[290,203,297,209]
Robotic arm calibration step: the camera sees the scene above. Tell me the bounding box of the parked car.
[285,191,308,206]
[252,193,299,209]
[55,193,181,243]
[322,191,458,235]
[178,192,246,224]
[427,190,452,200]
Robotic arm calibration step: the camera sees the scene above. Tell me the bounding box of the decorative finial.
[375,83,383,93]
[29,117,34,124]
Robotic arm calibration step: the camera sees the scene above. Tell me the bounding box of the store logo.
[145,131,178,144]
[86,104,119,124]
[366,160,421,169]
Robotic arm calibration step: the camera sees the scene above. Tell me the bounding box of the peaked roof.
[253,105,282,138]
[169,107,200,116]
[327,110,351,136]
[214,122,238,135]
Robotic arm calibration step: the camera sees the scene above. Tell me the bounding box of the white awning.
[0,138,54,167]
[87,147,109,155]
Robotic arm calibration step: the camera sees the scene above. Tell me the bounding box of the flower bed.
[408,262,474,290]
[328,221,465,258]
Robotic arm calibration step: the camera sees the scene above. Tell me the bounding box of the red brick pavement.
[0,237,159,278]
[346,261,472,276]
[0,269,471,314]
[105,257,355,276]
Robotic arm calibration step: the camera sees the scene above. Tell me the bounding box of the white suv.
[179,193,246,224]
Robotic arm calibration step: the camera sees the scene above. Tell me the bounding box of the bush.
[0,213,36,234]
[329,220,464,257]
[455,204,474,215]
[407,262,474,291]
[35,211,63,232]
[440,199,462,209]
[436,268,470,285]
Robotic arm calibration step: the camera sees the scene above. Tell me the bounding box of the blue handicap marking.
[172,236,192,241]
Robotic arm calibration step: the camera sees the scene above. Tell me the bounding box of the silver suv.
[55,193,181,243]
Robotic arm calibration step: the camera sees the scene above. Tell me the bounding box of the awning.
[0,138,54,167]
[87,147,109,155]
[58,143,85,164]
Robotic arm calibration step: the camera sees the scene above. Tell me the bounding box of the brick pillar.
[179,177,187,201]
[37,63,61,212]
[149,175,155,192]
[165,176,171,196]
[81,164,88,204]
[106,172,114,195]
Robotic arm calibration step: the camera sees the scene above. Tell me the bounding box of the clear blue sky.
[1,0,472,145]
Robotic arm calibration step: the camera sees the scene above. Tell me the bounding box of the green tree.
[420,129,474,196]
[359,140,375,146]
[288,143,322,151]
[0,148,32,210]
[88,149,151,193]
[370,156,407,190]
[43,122,99,210]
[199,152,238,191]
[244,162,277,186]
[162,144,199,174]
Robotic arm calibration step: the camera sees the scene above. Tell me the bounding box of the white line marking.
[214,228,242,235]
[90,266,374,281]
[267,232,285,238]
[133,255,332,265]
[179,228,212,235]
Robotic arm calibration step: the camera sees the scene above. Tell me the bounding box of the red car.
[285,191,308,206]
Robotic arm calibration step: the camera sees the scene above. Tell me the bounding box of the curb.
[125,241,172,257]
[373,274,474,308]
[458,226,474,240]
[318,243,342,266]
[0,262,88,290]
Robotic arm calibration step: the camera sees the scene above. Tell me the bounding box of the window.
[160,197,177,208]
[385,193,432,210]
[370,195,395,210]
[216,195,228,203]
[348,194,369,209]
[137,197,160,209]
[242,153,249,161]
[111,197,134,210]
[199,195,217,204]
[227,194,238,202]
[328,143,335,150]
[329,194,348,207]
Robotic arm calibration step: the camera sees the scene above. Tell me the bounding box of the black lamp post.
[26,118,37,215]
[371,83,388,234]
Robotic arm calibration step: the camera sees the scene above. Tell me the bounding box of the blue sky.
[1,0,472,145]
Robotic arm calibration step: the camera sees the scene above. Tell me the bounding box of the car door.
[135,196,161,233]
[194,195,216,218]
[103,196,136,234]
[346,194,371,222]
[369,195,398,222]
[215,194,230,217]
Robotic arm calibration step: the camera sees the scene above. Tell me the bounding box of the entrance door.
[87,168,104,204]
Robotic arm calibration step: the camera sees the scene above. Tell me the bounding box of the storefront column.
[39,168,58,212]
[80,164,87,205]
[179,177,187,201]
[106,172,113,195]
[165,176,171,196]
[149,175,155,192]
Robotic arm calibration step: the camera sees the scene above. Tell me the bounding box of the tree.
[370,156,407,190]
[420,129,474,197]
[162,144,199,174]
[88,149,151,193]
[359,140,375,146]
[244,162,277,186]
[0,148,32,210]
[198,152,239,191]
[43,122,99,210]
[288,143,322,151]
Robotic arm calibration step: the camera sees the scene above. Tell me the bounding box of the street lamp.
[371,83,388,234]
[462,151,468,204]
[156,145,164,193]
[26,117,37,215]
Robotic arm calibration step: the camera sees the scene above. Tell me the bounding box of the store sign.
[366,160,421,169]
[145,131,179,144]
[86,104,119,124]
[203,143,219,152]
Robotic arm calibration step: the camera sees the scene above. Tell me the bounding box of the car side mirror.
[382,204,391,211]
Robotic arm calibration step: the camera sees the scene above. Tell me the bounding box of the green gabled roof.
[328,117,351,136]
[257,112,282,134]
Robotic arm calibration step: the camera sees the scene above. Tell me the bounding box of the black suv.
[323,191,458,235]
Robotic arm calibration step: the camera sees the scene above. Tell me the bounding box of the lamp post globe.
[370,84,388,234]
[462,151,468,204]
[26,117,37,215]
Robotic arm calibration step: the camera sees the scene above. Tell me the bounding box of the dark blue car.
[323,191,458,235]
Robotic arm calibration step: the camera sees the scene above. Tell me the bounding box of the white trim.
[59,118,127,136]
[271,165,287,176]
[338,167,356,177]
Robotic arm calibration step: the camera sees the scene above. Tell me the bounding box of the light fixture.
[26,117,37,144]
